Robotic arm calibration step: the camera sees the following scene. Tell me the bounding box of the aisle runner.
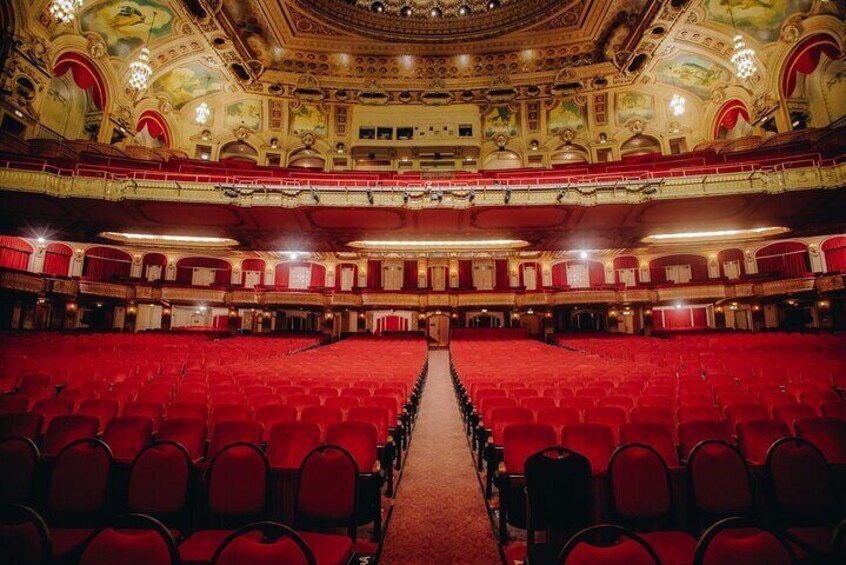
[379,350,502,564]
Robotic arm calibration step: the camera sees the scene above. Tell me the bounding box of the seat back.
[127,441,192,521]
[794,416,846,464]
[49,439,113,520]
[210,521,317,565]
[326,421,379,473]
[296,445,358,540]
[300,406,343,441]
[678,420,731,459]
[558,524,661,565]
[693,517,797,565]
[77,399,119,433]
[738,419,790,465]
[255,404,297,441]
[524,447,592,540]
[267,422,321,470]
[206,443,269,525]
[489,407,534,444]
[766,437,839,525]
[619,422,679,467]
[0,412,43,442]
[348,406,390,444]
[0,437,39,505]
[502,423,557,474]
[0,504,52,565]
[561,424,615,472]
[688,440,753,520]
[156,418,207,462]
[43,414,100,457]
[0,395,30,414]
[208,420,263,460]
[79,514,178,565]
[608,443,672,524]
[102,417,153,463]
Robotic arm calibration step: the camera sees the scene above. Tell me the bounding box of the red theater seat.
[585,406,628,443]
[0,505,52,565]
[300,406,344,442]
[255,404,297,441]
[126,442,192,526]
[166,402,207,423]
[737,419,790,465]
[209,522,319,565]
[32,398,73,434]
[537,407,581,441]
[207,420,262,460]
[0,412,43,442]
[619,422,679,467]
[77,399,119,433]
[725,404,770,431]
[688,441,753,523]
[156,418,207,462]
[102,417,153,463]
[325,421,379,475]
[0,395,30,413]
[794,416,846,464]
[42,414,100,458]
[561,424,615,472]
[558,524,661,565]
[0,437,39,505]
[78,515,179,565]
[267,422,321,470]
[678,420,732,459]
[693,517,798,565]
[295,445,359,546]
[123,401,164,433]
[772,403,817,434]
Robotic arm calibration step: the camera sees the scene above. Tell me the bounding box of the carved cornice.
[78,281,129,299]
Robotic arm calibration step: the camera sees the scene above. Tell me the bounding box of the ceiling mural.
[221,0,285,70]
[654,54,733,100]
[80,0,175,57]
[615,92,654,125]
[704,0,813,43]
[151,62,225,110]
[483,107,518,139]
[225,100,263,131]
[290,103,328,137]
[547,100,588,135]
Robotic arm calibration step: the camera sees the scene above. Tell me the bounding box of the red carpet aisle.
[379,350,502,564]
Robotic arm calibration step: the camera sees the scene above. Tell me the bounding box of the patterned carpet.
[378,350,503,564]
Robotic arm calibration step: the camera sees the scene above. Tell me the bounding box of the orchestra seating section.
[451,330,846,564]
[0,127,840,189]
[0,333,427,564]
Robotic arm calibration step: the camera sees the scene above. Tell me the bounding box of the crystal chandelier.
[730,35,757,80]
[195,102,211,125]
[128,12,157,92]
[726,3,757,81]
[49,0,84,24]
[670,93,686,117]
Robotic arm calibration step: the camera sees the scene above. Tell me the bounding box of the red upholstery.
[102,417,153,462]
[207,444,268,517]
[210,404,252,430]
[677,405,722,423]
[127,442,191,516]
[610,444,671,520]
[207,420,263,459]
[123,401,164,433]
[255,405,297,441]
[347,406,391,445]
[502,423,556,474]
[0,412,43,442]
[689,441,752,518]
[586,407,628,442]
[0,437,39,505]
[49,439,112,515]
[80,527,175,565]
[678,420,732,459]
[738,419,790,465]
[326,421,378,473]
[619,422,679,467]
[772,404,817,434]
[794,417,846,464]
[0,506,51,565]
[767,439,838,522]
[561,424,615,472]
[695,519,797,565]
[300,406,343,442]
[297,446,358,526]
[267,422,321,470]
[725,404,770,431]
[0,395,30,413]
[32,398,73,433]
[821,401,846,420]
[157,418,207,462]
[77,399,119,433]
[565,538,659,565]
[167,402,208,423]
[537,406,580,441]
[488,407,534,444]
[42,414,99,457]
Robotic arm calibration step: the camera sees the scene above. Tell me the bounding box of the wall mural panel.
[291,103,328,136]
[548,99,587,134]
[80,0,175,58]
[615,92,654,124]
[654,54,732,100]
[483,107,518,139]
[704,0,812,44]
[225,100,262,131]
[221,0,285,70]
[151,63,225,110]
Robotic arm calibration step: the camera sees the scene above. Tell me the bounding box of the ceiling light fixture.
[668,66,686,117]
[726,2,757,80]
[347,239,530,251]
[458,4,471,15]
[371,1,385,13]
[128,11,157,92]
[195,76,212,125]
[49,0,83,23]
[642,226,789,244]
[99,231,239,247]
[400,5,413,17]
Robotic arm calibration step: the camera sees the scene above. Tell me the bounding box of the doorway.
[427,314,450,347]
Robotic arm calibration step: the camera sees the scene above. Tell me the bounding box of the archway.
[713,100,751,140]
[288,148,325,169]
[550,143,590,165]
[620,135,661,159]
[781,34,844,129]
[219,140,258,163]
[135,110,171,148]
[0,236,32,270]
[83,246,131,281]
[43,53,108,140]
[482,149,522,170]
[42,243,72,277]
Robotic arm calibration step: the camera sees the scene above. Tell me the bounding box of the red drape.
[241,258,265,286]
[53,53,106,110]
[0,236,32,271]
[42,243,72,277]
[551,263,567,287]
[756,242,810,277]
[713,100,750,138]
[495,259,510,289]
[822,236,846,272]
[83,246,131,281]
[176,257,232,285]
[613,256,640,285]
[718,248,745,278]
[275,263,290,288]
[650,254,709,284]
[367,260,382,289]
[656,307,709,331]
[403,260,418,290]
[137,110,170,147]
[458,260,473,289]
[310,263,326,288]
[335,263,359,290]
[782,35,841,97]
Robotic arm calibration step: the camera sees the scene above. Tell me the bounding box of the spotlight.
[504,188,511,204]
[468,189,475,203]
[530,140,539,151]
[430,6,443,17]
[458,4,471,15]
[37,236,46,244]
[402,191,410,205]
[430,190,443,203]
[366,189,374,204]
[370,1,384,13]
[579,251,588,260]
[487,0,501,9]
[400,5,412,17]
[311,189,320,203]
[556,188,567,202]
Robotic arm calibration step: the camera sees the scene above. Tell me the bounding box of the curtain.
[473,263,494,290]
[367,259,382,289]
[289,265,311,289]
[718,249,745,278]
[428,266,447,291]
[137,111,170,147]
[54,54,106,110]
[617,269,636,287]
[83,247,131,281]
[614,256,640,285]
[146,265,162,282]
[241,259,265,286]
[551,263,568,287]
[0,236,32,271]
[310,264,326,288]
[519,262,542,290]
[383,264,403,290]
[191,268,215,287]
[337,264,357,291]
[783,36,841,96]
[656,307,709,330]
[142,253,167,281]
[756,242,810,277]
[823,237,846,272]
[665,265,692,284]
[42,244,72,277]
[403,260,418,290]
[243,271,262,289]
[495,259,510,289]
[566,263,589,288]
[650,255,708,283]
[458,260,473,289]
[176,257,231,285]
[275,263,290,288]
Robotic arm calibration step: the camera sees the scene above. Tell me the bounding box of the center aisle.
[379,350,502,565]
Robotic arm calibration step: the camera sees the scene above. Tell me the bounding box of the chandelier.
[195,102,211,125]
[49,0,84,24]
[726,3,757,80]
[128,12,157,92]
[670,93,686,117]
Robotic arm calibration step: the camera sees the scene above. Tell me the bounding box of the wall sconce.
[418,313,426,319]
[451,312,458,319]
[527,309,534,315]
[229,309,238,318]
[127,305,137,315]
[162,307,172,316]
[818,300,830,309]
[609,310,618,317]
[359,312,366,319]
[716,306,724,313]
[644,309,652,316]
[752,304,761,312]
[66,302,77,312]
[325,311,334,319]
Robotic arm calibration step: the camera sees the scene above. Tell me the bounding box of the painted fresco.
[225,100,263,131]
[80,0,175,58]
[705,0,813,44]
[483,107,518,139]
[151,63,225,110]
[222,0,285,69]
[654,54,732,100]
[616,92,654,124]
[290,104,328,136]
[548,100,587,134]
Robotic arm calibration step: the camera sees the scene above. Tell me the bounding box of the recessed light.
[347,239,530,251]
[99,232,239,248]
[642,227,790,244]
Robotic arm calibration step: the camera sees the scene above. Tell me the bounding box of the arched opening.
[620,135,662,159]
[550,260,605,288]
[176,257,232,286]
[335,263,358,291]
[482,149,522,170]
[649,254,709,284]
[287,148,325,169]
[0,236,32,271]
[713,100,752,140]
[613,256,640,287]
[518,262,543,291]
[83,246,131,281]
[142,253,167,282]
[274,262,326,290]
[822,236,846,272]
[219,140,258,163]
[550,143,590,166]
[755,242,811,277]
[43,53,107,140]
[42,243,72,277]
[134,110,171,148]
[718,248,745,279]
[781,34,844,129]
[241,258,265,288]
